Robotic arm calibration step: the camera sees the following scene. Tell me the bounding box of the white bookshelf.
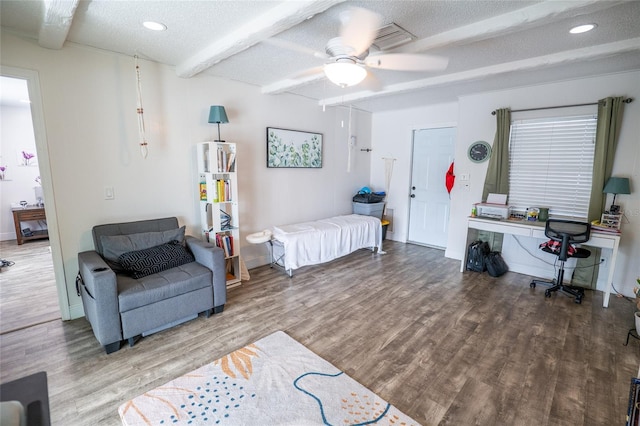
[197,142,241,288]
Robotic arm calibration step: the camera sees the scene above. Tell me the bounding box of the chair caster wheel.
[544,290,551,298]
[530,282,536,288]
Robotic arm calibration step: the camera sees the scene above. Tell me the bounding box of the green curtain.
[574,96,626,289]
[482,108,511,202]
[479,108,511,251]
[587,96,626,221]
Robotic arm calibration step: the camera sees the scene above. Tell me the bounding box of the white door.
[408,127,456,248]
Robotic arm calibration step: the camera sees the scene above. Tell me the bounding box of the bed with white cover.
[268,214,384,276]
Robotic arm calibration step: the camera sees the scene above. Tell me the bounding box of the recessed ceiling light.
[143,21,167,31]
[570,23,596,34]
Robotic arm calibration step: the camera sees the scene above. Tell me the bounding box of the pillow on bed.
[100,226,186,263]
[118,240,195,279]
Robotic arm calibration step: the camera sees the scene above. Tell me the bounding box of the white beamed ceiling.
[1,0,639,112]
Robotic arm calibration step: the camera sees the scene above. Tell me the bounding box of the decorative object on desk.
[538,207,549,222]
[590,218,621,235]
[208,105,229,142]
[267,127,322,168]
[600,213,622,230]
[19,150,37,166]
[19,201,27,209]
[526,207,539,221]
[134,55,149,159]
[34,175,44,206]
[0,165,6,180]
[603,176,630,214]
[467,140,491,163]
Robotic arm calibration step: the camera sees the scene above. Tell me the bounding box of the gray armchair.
[77,217,226,354]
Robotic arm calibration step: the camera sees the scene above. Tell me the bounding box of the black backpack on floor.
[466,241,490,272]
[485,251,509,277]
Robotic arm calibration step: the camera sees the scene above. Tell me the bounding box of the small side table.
[11,206,48,245]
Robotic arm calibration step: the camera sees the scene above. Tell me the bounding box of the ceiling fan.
[270,7,449,88]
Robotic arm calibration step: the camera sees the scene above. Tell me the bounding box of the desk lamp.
[603,177,630,214]
[208,106,229,142]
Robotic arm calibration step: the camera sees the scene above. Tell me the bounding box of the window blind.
[508,115,597,219]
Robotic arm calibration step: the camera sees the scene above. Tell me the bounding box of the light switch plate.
[104,186,115,200]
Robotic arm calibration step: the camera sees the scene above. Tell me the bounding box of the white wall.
[372,71,640,297]
[0,104,47,239]
[1,32,371,318]
[370,102,459,241]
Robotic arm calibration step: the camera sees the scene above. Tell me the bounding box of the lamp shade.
[208,106,229,124]
[603,177,631,195]
[324,62,367,87]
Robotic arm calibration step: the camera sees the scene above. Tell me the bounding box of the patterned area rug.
[119,331,419,425]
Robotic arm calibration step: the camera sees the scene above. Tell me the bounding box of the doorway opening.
[407,127,456,249]
[0,70,68,332]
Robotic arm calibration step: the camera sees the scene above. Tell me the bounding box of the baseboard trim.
[69,303,85,320]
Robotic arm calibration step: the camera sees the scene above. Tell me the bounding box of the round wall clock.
[468,141,491,163]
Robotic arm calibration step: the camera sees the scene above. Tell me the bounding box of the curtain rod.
[491,98,633,115]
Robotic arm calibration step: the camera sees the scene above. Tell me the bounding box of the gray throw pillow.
[100,226,186,263]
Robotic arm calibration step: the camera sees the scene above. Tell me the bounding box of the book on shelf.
[214,146,236,173]
[226,152,236,172]
[214,233,234,257]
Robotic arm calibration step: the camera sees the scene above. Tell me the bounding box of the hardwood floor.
[0,241,637,425]
[0,239,60,334]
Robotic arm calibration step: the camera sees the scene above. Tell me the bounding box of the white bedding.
[271,214,383,271]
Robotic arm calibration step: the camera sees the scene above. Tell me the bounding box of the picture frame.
[266,127,323,168]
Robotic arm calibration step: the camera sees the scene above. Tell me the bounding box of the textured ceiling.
[1,0,639,112]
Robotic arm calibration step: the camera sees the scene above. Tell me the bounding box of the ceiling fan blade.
[340,7,382,57]
[364,53,449,71]
[263,38,328,60]
[361,71,383,92]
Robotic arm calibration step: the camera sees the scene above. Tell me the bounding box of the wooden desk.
[11,206,48,245]
[461,217,621,308]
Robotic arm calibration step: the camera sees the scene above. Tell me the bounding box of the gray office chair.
[530,219,591,304]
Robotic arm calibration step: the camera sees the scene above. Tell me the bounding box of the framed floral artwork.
[266,127,322,168]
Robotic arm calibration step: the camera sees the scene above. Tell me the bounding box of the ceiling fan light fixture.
[143,21,167,31]
[569,23,596,34]
[324,62,367,88]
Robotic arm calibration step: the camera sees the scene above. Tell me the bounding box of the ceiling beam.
[398,0,619,53]
[176,0,346,78]
[38,0,79,49]
[319,38,640,107]
[262,72,325,95]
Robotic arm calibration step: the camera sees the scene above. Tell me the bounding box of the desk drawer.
[468,219,531,236]
[16,210,46,221]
